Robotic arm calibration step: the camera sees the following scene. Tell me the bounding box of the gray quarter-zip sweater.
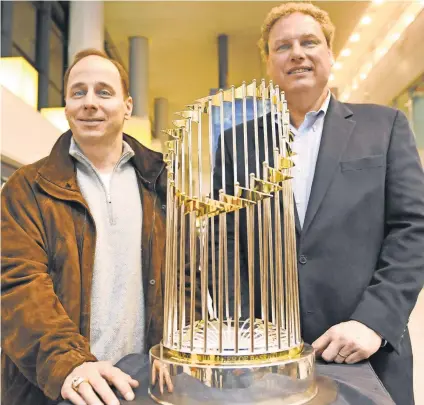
[69,138,144,364]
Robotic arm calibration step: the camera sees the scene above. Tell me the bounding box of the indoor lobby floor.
[411,289,424,405]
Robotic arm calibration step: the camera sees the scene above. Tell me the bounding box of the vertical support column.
[127,37,151,143]
[68,1,104,61]
[36,2,52,109]
[129,37,149,119]
[218,34,228,90]
[1,1,13,57]
[154,97,168,141]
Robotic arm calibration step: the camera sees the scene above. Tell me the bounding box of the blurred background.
[0,1,423,402]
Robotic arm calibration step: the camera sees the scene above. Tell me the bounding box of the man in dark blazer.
[213,3,424,404]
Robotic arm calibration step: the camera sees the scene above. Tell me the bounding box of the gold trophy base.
[149,343,337,405]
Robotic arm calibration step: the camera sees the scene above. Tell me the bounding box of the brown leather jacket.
[1,131,167,405]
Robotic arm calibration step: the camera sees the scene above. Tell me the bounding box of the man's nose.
[290,42,306,61]
[83,90,98,109]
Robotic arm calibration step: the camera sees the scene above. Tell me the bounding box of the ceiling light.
[341,49,352,57]
[361,16,372,25]
[329,73,335,82]
[373,0,384,4]
[360,73,367,81]
[350,33,360,42]
[391,33,401,42]
[364,62,373,73]
[352,82,358,90]
[404,14,415,25]
[341,92,350,102]
[377,47,388,57]
[333,62,342,70]
[0,57,38,109]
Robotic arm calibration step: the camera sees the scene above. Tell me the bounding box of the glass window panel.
[49,22,64,93]
[11,44,25,58]
[12,1,36,63]
[48,82,63,107]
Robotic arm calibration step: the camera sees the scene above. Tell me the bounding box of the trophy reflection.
[149,80,335,405]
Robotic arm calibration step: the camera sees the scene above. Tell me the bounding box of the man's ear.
[124,96,133,120]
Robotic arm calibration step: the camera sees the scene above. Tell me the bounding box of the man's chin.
[283,82,320,97]
[288,78,316,90]
[71,130,107,145]
[272,77,314,94]
[75,130,105,138]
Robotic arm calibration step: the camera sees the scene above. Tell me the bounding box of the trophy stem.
[231,86,241,353]
[208,97,217,320]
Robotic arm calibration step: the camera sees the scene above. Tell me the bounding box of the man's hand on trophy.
[61,361,139,405]
[151,359,174,394]
[312,320,382,364]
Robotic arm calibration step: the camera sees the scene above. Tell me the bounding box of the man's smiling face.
[266,12,333,96]
[65,55,132,145]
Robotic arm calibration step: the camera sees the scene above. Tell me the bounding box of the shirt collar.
[69,137,135,170]
[302,90,332,119]
[290,90,332,134]
[273,91,332,119]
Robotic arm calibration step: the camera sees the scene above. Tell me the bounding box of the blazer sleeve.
[1,171,97,400]
[350,110,424,352]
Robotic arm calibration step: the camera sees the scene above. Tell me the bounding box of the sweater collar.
[37,130,165,192]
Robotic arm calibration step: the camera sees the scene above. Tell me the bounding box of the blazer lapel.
[294,203,301,236]
[302,97,356,236]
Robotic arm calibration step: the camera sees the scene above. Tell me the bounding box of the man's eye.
[73,90,85,97]
[302,40,317,47]
[98,89,112,97]
[277,44,291,51]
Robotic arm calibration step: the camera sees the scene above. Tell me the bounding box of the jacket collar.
[37,130,165,193]
[256,96,354,236]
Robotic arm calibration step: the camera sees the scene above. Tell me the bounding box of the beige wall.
[1,86,61,166]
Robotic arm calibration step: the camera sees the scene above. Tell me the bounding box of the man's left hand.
[312,320,382,364]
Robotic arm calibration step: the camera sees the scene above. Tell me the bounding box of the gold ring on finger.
[337,352,348,359]
[71,376,89,393]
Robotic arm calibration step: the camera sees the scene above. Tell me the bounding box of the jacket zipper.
[104,151,133,225]
[72,149,133,225]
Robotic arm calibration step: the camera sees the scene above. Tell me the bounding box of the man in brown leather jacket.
[2,49,168,405]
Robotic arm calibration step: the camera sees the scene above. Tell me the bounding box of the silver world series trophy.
[149,80,337,405]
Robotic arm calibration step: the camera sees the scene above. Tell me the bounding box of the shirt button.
[149,279,156,285]
[299,255,307,265]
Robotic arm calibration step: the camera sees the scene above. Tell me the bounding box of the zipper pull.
[107,193,112,203]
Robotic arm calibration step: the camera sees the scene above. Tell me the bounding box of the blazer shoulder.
[344,102,399,120]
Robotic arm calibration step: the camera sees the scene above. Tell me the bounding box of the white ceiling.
[105,1,369,127]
